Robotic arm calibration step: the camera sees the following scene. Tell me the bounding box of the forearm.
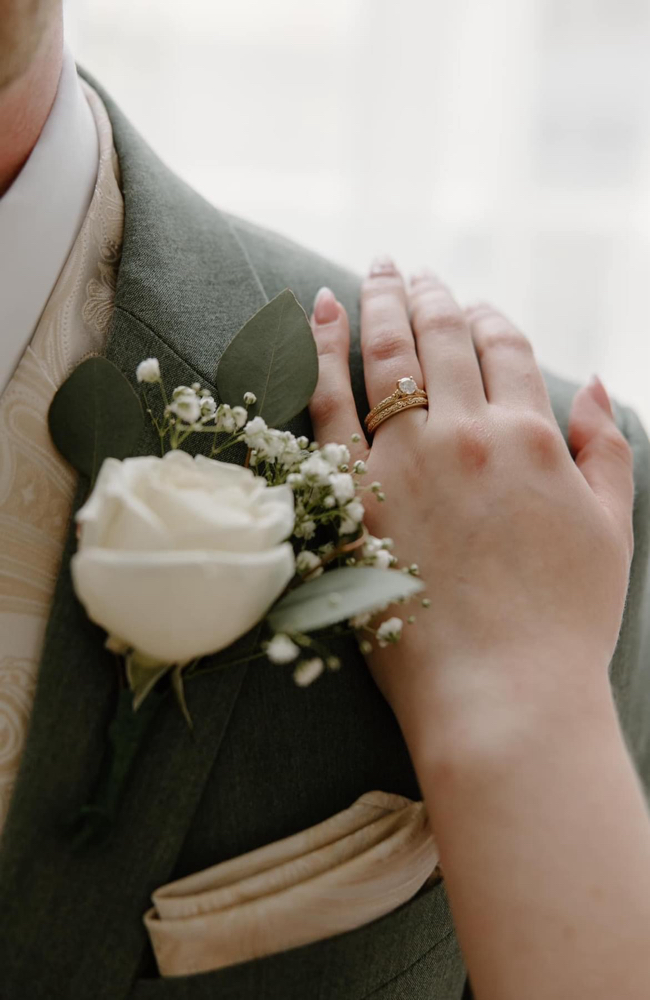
[402,670,650,1000]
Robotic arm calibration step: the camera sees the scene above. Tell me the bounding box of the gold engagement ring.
[364,377,428,435]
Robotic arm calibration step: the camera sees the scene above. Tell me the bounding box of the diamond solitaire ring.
[364,377,429,435]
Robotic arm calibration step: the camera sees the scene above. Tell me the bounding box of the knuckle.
[309,389,340,428]
[411,293,465,335]
[476,320,531,355]
[518,413,562,467]
[452,419,492,473]
[365,327,410,364]
[418,308,466,337]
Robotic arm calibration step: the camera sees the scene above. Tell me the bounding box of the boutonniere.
[48,290,425,847]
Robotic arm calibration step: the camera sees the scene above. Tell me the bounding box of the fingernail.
[588,375,613,416]
[313,286,339,325]
[369,254,397,277]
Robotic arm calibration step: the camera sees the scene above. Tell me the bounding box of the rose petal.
[71,545,296,663]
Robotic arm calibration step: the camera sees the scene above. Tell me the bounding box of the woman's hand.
[309,262,650,1000]
[308,260,634,749]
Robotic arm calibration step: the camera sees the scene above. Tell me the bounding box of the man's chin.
[0,0,60,92]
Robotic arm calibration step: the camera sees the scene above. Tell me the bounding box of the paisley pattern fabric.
[0,81,124,836]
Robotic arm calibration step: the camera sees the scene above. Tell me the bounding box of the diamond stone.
[397,377,418,395]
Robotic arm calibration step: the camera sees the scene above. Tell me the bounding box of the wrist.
[389,648,619,781]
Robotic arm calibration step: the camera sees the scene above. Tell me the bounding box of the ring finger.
[361,256,425,421]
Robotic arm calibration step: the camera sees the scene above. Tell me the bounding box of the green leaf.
[267,566,425,634]
[216,288,318,427]
[126,652,174,711]
[48,357,144,485]
[171,664,194,732]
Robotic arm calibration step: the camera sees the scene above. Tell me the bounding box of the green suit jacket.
[1,70,649,1000]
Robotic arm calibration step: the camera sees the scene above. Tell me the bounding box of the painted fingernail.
[369,254,397,277]
[588,375,614,416]
[313,287,339,325]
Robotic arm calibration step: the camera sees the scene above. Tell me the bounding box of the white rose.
[71,450,295,663]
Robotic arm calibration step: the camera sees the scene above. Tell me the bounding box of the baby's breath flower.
[191,382,201,392]
[330,473,355,505]
[231,406,248,429]
[350,611,372,628]
[243,415,269,450]
[168,390,201,424]
[353,460,367,475]
[370,481,382,493]
[407,615,416,624]
[243,391,257,405]
[294,658,324,686]
[215,404,236,433]
[361,536,391,569]
[321,443,351,468]
[199,387,212,397]
[200,395,217,418]
[323,495,336,509]
[351,432,361,443]
[326,656,341,671]
[287,472,304,488]
[136,358,161,384]
[376,492,386,503]
[296,550,323,577]
[421,598,431,608]
[296,436,309,449]
[376,617,403,648]
[408,564,420,576]
[172,385,193,399]
[276,432,302,468]
[359,639,373,655]
[339,516,360,535]
[300,453,333,485]
[381,538,394,550]
[344,498,365,524]
[266,633,300,664]
[294,518,316,540]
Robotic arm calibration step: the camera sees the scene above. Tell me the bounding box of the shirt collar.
[0,46,99,395]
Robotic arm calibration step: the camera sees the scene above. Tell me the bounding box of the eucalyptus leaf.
[48,357,144,484]
[216,288,317,427]
[126,652,174,711]
[267,566,425,634]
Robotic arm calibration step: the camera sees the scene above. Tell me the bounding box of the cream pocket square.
[144,790,440,977]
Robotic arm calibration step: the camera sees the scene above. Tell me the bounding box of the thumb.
[568,376,634,539]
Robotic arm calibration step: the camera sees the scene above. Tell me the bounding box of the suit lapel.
[0,72,269,1000]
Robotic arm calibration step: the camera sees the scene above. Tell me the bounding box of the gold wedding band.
[364,377,428,435]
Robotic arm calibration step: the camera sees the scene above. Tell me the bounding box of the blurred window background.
[66,0,650,428]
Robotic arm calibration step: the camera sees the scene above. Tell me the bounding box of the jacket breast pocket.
[130,878,460,1000]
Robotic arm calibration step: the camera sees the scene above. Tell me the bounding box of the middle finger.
[361,256,424,411]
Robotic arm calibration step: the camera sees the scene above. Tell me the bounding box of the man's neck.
[0,17,64,198]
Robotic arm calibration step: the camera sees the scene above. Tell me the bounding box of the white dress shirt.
[0,47,99,396]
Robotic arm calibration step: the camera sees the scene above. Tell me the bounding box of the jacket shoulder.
[225,212,362,325]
